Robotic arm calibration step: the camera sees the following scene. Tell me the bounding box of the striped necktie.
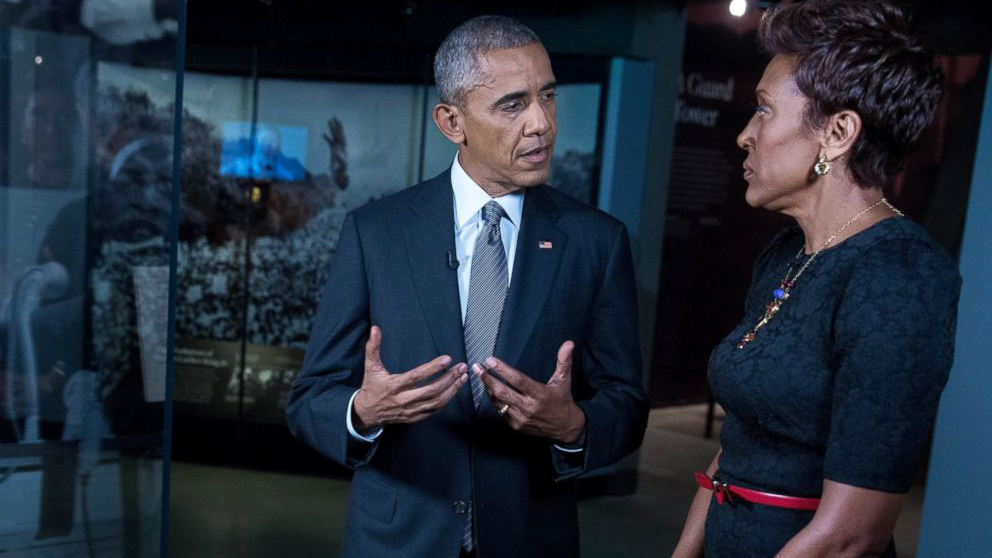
[463,200,509,411]
[461,200,508,552]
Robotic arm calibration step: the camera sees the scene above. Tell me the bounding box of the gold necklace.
[736,197,902,349]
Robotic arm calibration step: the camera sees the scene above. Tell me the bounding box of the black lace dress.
[704,217,961,558]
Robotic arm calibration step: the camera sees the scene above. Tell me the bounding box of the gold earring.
[814,155,831,176]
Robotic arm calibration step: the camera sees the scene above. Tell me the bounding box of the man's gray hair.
[434,15,542,106]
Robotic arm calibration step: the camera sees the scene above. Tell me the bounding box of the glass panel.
[170,72,427,423]
[550,83,602,204]
[0,2,182,556]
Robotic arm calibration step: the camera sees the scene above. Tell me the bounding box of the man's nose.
[523,102,552,136]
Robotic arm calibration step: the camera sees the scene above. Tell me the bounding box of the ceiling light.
[730,0,747,17]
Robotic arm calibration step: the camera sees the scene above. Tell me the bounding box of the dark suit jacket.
[287,170,649,558]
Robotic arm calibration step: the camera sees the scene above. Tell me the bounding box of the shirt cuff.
[553,424,587,453]
[552,409,588,453]
[553,443,584,453]
[346,390,382,442]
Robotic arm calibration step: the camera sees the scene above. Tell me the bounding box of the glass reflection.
[1,2,180,556]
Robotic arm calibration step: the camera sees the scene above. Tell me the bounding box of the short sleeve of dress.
[823,237,961,493]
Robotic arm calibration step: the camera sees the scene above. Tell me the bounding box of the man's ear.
[432,102,466,145]
[820,109,861,162]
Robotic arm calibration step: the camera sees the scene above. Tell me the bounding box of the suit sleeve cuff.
[346,390,383,442]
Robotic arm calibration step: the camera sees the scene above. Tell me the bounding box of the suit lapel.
[493,185,568,382]
[402,171,473,415]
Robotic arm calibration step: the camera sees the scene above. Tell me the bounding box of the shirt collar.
[451,152,524,232]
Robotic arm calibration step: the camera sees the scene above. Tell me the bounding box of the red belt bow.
[694,472,820,511]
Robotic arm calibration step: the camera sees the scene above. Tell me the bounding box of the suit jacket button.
[453,501,468,514]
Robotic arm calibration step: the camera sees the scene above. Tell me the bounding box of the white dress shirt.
[347,154,582,453]
[451,154,524,321]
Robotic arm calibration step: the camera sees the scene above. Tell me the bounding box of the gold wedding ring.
[498,404,509,416]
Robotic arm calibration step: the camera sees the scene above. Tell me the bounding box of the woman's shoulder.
[855,217,956,266]
[846,217,961,291]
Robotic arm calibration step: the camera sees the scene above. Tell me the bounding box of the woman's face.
[737,54,822,212]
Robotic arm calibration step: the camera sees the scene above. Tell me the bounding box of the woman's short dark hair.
[759,0,944,188]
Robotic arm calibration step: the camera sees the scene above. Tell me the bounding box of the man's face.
[105,143,173,243]
[456,43,557,195]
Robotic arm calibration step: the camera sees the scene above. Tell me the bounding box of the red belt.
[694,472,820,511]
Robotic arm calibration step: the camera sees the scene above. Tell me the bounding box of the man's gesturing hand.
[476,341,586,444]
[352,326,467,434]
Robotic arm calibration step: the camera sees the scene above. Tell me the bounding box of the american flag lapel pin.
[538,240,553,250]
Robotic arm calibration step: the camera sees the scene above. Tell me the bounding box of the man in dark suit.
[287,15,649,558]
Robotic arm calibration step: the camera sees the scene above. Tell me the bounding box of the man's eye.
[541,92,557,101]
[502,101,522,111]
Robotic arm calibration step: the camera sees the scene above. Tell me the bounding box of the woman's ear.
[432,103,466,145]
[820,109,862,162]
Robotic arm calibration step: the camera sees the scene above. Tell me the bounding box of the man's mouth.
[520,145,550,164]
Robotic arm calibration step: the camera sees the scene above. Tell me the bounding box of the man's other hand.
[476,341,586,444]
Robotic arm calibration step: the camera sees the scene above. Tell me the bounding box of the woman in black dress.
[671,2,961,557]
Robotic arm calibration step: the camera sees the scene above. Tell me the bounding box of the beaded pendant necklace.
[736,197,903,349]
